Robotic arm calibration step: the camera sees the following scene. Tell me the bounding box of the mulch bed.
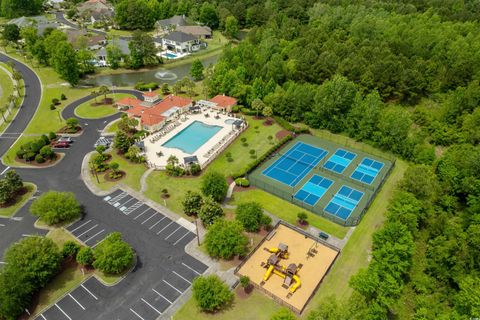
[295,221,309,229]
[14,155,59,167]
[90,98,114,107]
[236,285,253,299]
[57,126,82,134]
[103,170,126,182]
[275,129,292,140]
[263,118,274,126]
[233,184,256,193]
[0,186,29,208]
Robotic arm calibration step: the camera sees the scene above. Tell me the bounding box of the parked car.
[94,137,111,148]
[52,141,70,148]
[57,136,73,144]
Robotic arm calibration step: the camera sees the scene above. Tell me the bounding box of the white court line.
[162,279,182,294]
[157,221,173,235]
[182,262,201,275]
[0,166,10,175]
[40,314,47,320]
[172,271,191,284]
[76,224,98,238]
[130,308,145,320]
[81,284,98,300]
[141,212,156,225]
[22,234,34,237]
[84,229,105,244]
[68,293,85,310]
[164,226,181,240]
[0,223,5,227]
[149,216,165,230]
[173,231,190,246]
[152,288,172,304]
[0,262,6,264]
[134,208,151,220]
[55,304,72,320]
[141,298,162,314]
[70,220,91,232]
[119,197,136,207]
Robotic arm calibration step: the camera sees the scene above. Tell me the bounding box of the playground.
[236,223,339,313]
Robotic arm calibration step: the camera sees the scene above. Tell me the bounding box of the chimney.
[149,88,152,92]
[223,93,225,96]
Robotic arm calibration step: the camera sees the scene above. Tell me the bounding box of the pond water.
[82,54,219,87]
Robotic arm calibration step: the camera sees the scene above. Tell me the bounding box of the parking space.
[103,190,196,247]
[67,218,112,247]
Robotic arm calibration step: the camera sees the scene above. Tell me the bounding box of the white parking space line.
[70,220,91,232]
[164,226,181,240]
[55,304,72,320]
[119,197,136,207]
[130,308,145,320]
[173,231,190,246]
[134,208,151,220]
[148,216,165,230]
[76,224,98,238]
[173,271,191,284]
[141,212,156,225]
[81,284,98,300]
[157,221,173,235]
[152,288,172,304]
[0,262,6,264]
[181,262,201,275]
[40,314,47,320]
[68,293,85,310]
[0,166,10,175]
[162,279,183,294]
[84,229,105,244]
[22,234,34,237]
[141,298,162,314]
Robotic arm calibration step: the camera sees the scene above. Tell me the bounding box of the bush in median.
[30,191,82,225]
[93,232,134,274]
[205,219,248,259]
[192,275,233,312]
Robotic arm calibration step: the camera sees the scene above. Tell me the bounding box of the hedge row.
[232,135,293,179]
[273,116,310,134]
[134,82,159,91]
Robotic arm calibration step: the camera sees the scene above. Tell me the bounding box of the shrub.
[40,145,55,160]
[192,275,233,312]
[60,93,67,100]
[231,105,239,113]
[240,107,256,116]
[235,202,269,232]
[189,163,201,175]
[52,98,60,105]
[76,247,94,266]
[35,154,45,163]
[234,177,250,187]
[273,116,310,134]
[270,307,297,320]
[62,241,81,258]
[297,212,308,225]
[240,275,250,289]
[50,104,56,110]
[182,191,203,216]
[198,196,224,226]
[66,117,79,131]
[134,81,159,91]
[30,191,82,225]
[93,232,134,274]
[48,132,57,140]
[205,219,248,259]
[201,171,228,202]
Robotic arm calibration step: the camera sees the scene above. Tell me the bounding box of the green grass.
[302,159,408,316]
[0,63,24,133]
[0,183,36,217]
[104,118,120,133]
[174,289,282,320]
[90,152,147,191]
[75,93,133,119]
[230,190,348,239]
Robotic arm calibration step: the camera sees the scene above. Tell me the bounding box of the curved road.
[0,54,207,320]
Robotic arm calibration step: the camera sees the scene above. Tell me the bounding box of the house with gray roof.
[8,16,60,35]
[155,15,187,31]
[162,31,204,53]
[176,25,212,39]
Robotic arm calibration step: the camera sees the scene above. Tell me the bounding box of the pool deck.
[143,111,241,168]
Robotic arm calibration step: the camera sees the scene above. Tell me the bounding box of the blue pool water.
[166,53,177,59]
[162,121,222,154]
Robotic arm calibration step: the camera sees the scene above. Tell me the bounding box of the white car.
[57,136,73,143]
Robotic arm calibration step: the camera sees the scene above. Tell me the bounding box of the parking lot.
[67,218,112,247]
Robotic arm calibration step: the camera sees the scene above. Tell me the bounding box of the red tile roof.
[209,95,237,107]
[143,91,159,98]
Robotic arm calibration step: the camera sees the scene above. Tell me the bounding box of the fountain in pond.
[154,70,178,81]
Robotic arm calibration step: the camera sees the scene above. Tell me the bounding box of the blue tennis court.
[262,142,328,187]
[324,186,364,220]
[323,149,356,174]
[351,157,384,185]
[294,175,333,206]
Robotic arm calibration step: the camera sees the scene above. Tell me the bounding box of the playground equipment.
[261,243,301,295]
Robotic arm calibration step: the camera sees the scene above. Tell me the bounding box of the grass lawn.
[104,118,120,133]
[230,190,348,239]
[0,63,24,133]
[75,93,133,119]
[90,152,147,191]
[174,289,282,320]
[0,183,36,217]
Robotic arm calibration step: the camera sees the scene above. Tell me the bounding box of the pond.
[81,54,220,87]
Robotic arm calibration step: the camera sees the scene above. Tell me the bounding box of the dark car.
[52,141,70,148]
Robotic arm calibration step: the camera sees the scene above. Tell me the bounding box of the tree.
[128,31,158,69]
[205,219,248,259]
[399,165,439,200]
[114,130,134,153]
[199,2,219,29]
[5,170,23,193]
[235,202,269,232]
[62,241,81,258]
[262,105,273,118]
[240,275,250,290]
[109,162,121,178]
[454,276,480,317]
[271,307,297,320]
[375,107,412,156]
[98,85,110,101]
[66,117,79,130]
[190,59,204,81]
[224,16,239,39]
[76,48,95,75]
[76,247,95,266]
[192,275,233,312]
[93,232,133,274]
[106,42,123,69]
[0,179,14,205]
[297,212,308,225]
[198,195,224,226]
[201,171,228,202]
[161,83,170,95]
[30,191,82,225]
[251,98,265,118]
[182,190,203,216]
[50,41,80,86]
[39,145,55,160]
[114,0,156,30]
[1,0,44,18]
[2,24,20,42]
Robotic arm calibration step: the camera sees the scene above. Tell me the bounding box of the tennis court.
[351,157,384,185]
[294,175,333,206]
[325,186,364,220]
[262,142,328,187]
[323,149,356,174]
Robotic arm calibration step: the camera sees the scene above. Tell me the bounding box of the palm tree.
[98,85,110,102]
[0,105,7,121]
[91,90,98,103]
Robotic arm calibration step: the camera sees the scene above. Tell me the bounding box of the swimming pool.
[165,53,177,59]
[162,121,222,154]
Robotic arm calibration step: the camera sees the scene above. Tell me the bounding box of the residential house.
[208,95,238,112]
[46,0,65,9]
[95,38,130,67]
[162,31,203,53]
[116,92,193,132]
[8,16,60,35]
[155,15,187,32]
[77,0,113,24]
[64,29,106,50]
[176,25,212,39]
